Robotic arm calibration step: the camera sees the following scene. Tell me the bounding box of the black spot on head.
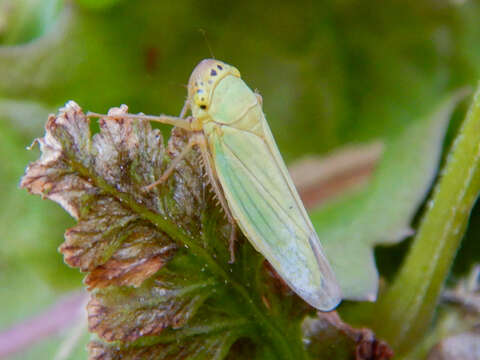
[217,64,223,70]
[210,69,217,76]
[200,105,207,110]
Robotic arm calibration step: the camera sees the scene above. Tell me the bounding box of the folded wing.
[210,123,341,310]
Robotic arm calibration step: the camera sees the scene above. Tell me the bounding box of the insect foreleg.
[87,111,193,131]
[196,135,238,263]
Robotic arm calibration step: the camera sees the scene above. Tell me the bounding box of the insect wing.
[210,124,341,310]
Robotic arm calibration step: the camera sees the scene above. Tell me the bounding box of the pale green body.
[200,75,341,310]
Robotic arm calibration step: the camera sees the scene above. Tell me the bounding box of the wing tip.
[303,232,343,311]
[302,281,343,312]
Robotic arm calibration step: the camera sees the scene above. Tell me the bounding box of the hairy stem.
[372,85,480,354]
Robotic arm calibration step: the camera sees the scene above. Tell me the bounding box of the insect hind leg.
[142,137,198,191]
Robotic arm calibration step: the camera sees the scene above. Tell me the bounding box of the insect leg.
[142,137,197,192]
[87,111,193,131]
[196,134,238,263]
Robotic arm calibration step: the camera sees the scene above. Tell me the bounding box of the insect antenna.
[198,28,215,59]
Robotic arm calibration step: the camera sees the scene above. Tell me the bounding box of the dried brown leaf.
[61,198,140,271]
[85,224,176,290]
[21,102,174,286]
[302,312,393,360]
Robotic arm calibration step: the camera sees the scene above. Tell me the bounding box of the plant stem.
[372,86,480,354]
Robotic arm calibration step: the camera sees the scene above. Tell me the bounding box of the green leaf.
[311,90,469,301]
[371,85,480,354]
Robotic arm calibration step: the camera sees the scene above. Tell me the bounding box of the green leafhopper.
[89,59,342,311]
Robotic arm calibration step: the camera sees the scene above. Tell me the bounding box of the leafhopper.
[89,59,342,311]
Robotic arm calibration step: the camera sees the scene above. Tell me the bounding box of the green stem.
[372,85,480,354]
[73,163,303,359]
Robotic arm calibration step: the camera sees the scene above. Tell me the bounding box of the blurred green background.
[1,0,479,358]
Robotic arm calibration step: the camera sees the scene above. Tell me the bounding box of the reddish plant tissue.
[21,102,392,359]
